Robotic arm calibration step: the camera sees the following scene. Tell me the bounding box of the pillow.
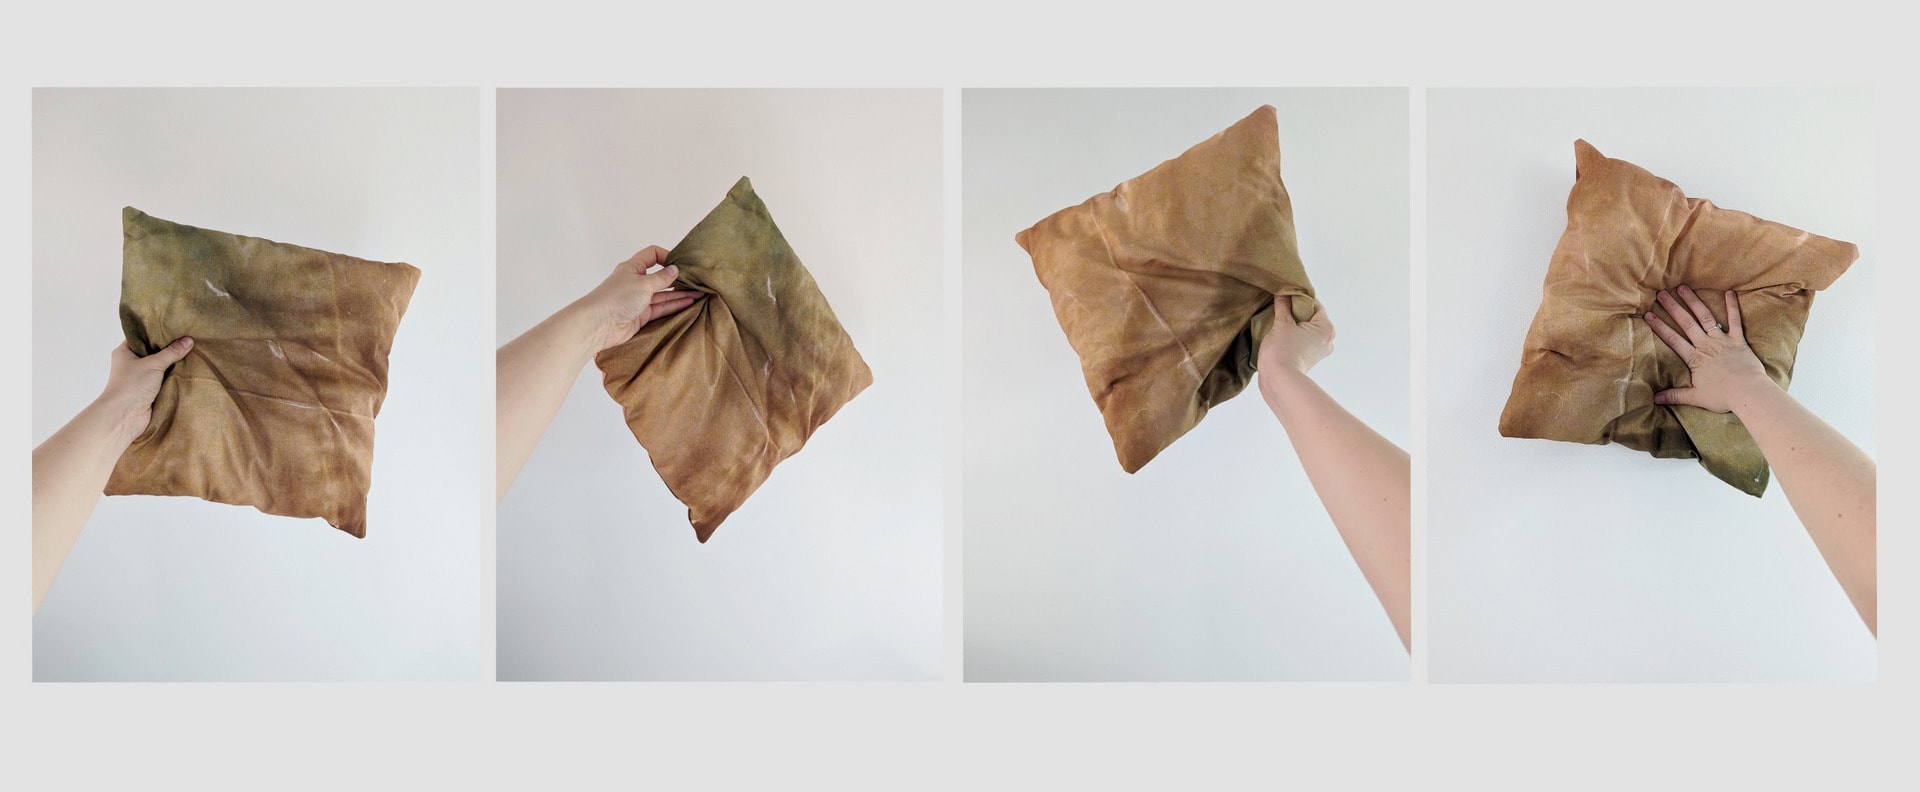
[1014,104,1315,472]
[595,177,873,543]
[107,207,422,537]
[1498,141,1859,496]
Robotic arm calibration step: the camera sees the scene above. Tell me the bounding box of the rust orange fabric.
[596,178,873,543]
[107,207,421,537]
[1499,141,1859,496]
[1015,105,1315,472]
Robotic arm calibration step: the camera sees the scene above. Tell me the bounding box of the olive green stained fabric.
[1015,105,1315,473]
[596,177,873,543]
[1498,141,1859,496]
[107,207,421,537]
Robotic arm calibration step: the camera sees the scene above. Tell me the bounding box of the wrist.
[1724,373,1783,416]
[557,297,618,358]
[1257,362,1310,401]
[83,394,146,449]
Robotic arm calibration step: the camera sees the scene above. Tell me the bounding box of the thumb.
[638,264,680,293]
[1653,387,1697,407]
[145,336,194,368]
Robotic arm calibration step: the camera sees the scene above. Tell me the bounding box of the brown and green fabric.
[107,207,421,537]
[1498,140,1859,496]
[596,177,872,543]
[1015,104,1315,473]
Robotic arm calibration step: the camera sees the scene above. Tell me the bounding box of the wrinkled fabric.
[1498,141,1858,496]
[107,207,421,537]
[596,177,872,543]
[1015,105,1315,472]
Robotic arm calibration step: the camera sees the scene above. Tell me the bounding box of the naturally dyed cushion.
[596,177,872,543]
[1015,104,1315,472]
[1498,141,1858,496]
[107,207,421,536]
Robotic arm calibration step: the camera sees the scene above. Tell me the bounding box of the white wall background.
[963,89,1411,681]
[1427,88,1876,682]
[32,89,492,681]
[495,89,943,681]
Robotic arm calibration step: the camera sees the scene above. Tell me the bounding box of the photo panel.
[493,88,945,682]
[1425,88,1876,682]
[963,88,1412,682]
[31,87,493,682]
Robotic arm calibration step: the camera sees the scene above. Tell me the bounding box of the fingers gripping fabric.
[595,178,873,543]
[1015,105,1315,472]
[108,208,421,537]
[1498,141,1858,496]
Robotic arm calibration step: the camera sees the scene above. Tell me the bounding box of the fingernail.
[181,337,194,349]
[664,265,678,275]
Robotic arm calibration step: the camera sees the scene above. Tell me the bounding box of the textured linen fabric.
[596,177,873,543]
[1498,140,1859,496]
[107,207,422,537]
[1015,105,1315,473]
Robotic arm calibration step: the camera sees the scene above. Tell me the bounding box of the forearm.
[1731,381,1876,634]
[32,400,139,611]
[1259,368,1411,650]
[496,301,602,499]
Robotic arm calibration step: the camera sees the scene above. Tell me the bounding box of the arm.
[33,336,195,612]
[1256,296,1411,651]
[495,246,701,500]
[1645,285,1876,635]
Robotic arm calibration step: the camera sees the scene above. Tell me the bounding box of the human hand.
[1258,294,1335,377]
[98,336,193,439]
[1642,285,1775,414]
[573,246,705,353]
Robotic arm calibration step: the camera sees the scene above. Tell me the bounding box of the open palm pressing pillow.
[596,177,873,543]
[1015,104,1316,472]
[108,207,421,537]
[1498,140,1859,495]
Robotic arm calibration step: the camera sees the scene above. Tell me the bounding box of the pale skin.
[1256,296,1411,651]
[32,336,196,612]
[1644,284,1876,635]
[496,246,702,500]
